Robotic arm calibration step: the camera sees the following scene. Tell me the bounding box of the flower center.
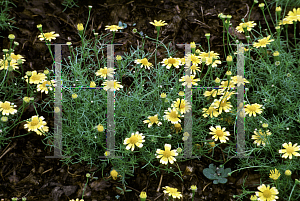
[102,69,108,74]
[44,33,52,38]
[31,117,39,126]
[180,102,185,109]
[286,147,294,154]
[216,130,223,137]
[249,105,256,111]
[149,116,157,123]
[107,81,115,88]
[2,102,10,110]
[185,76,192,83]
[168,58,176,64]
[170,111,178,118]
[169,188,177,194]
[141,58,148,65]
[163,150,172,158]
[31,74,40,81]
[130,136,138,144]
[262,189,272,198]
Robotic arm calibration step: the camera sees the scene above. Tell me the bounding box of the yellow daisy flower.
[134,58,153,70]
[188,64,201,75]
[23,70,47,84]
[3,53,26,64]
[211,98,233,113]
[95,67,115,79]
[252,129,272,147]
[211,59,221,68]
[202,106,220,118]
[171,98,191,114]
[219,90,237,100]
[209,125,230,143]
[105,25,124,32]
[179,75,200,88]
[185,54,202,66]
[143,114,162,128]
[38,31,60,42]
[231,75,250,87]
[269,168,281,180]
[278,142,300,159]
[236,21,257,33]
[163,107,183,124]
[244,103,263,117]
[101,80,123,91]
[219,80,236,89]
[161,57,181,69]
[278,18,293,25]
[253,35,274,48]
[162,186,182,199]
[37,80,56,94]
[123,131,145,151]
[255,184,279,201]
[149,20,168,27]
[24,115,47,132]
[156,144,178,165]
[286,8,300,22]
[203,88,225,98]
[199,51,220,59]
[0,101,17,115]
[0,59,19,70]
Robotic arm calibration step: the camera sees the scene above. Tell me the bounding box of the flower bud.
[205,33,210,40]
[72,93,78,99]
[17,59,23,65]
[1,116,8,122]
[285,170,291,176]
[77,23,84,31]
[140,191,147,201]
[8,34,15,40]
[259,3,265,9]
[26,71,32,76]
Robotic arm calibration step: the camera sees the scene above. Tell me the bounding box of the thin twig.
[156,174,163,192]
[203,182,212,192]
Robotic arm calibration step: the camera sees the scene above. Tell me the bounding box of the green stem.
[111,31,115,45]
[155,28,160,67]
[288,182,297,201]
[81,177,90,199]
[228,166,271,176]
[293,22,297,48]
[174,161,183,178]
[261,9,272,36]
[285,25,289,50]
